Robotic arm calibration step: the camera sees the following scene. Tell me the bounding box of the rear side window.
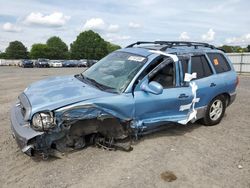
[207,53,231,73]
[191,55,213,79]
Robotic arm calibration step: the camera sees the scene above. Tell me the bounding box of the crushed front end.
[10,94,62,158]
[10,100,43,156]
[10,93,133,159]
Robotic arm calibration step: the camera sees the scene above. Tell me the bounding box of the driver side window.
[149,62,175,88]
[133,57,175,90]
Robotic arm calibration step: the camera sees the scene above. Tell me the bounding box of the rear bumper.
[10,104,43,156]
[36,64,49,68]
[23,64,33,68]
[52,64,62,67]
[228,92,236,106]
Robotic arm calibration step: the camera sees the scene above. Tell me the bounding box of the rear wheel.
[202,95,226,126]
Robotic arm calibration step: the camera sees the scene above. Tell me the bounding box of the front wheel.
[202,95,226,126]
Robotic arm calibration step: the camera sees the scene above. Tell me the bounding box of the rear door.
[188,54,227,109]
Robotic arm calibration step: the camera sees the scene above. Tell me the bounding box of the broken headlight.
[31,112,55,131]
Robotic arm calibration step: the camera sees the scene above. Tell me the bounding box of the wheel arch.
[217,92,230,106]
[201,92,228,126]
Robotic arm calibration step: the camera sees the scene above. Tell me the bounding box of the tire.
[202,95,226,126]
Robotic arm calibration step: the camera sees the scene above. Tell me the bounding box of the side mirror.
[141,81,163,95]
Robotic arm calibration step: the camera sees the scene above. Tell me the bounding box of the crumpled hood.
[23,75,113,115]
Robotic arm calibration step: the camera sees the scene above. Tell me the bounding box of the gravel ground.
[0,66,249,188]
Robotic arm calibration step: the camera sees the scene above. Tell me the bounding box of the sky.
[0,0,249,52]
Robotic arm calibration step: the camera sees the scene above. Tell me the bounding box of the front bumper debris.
[10,104,43,156]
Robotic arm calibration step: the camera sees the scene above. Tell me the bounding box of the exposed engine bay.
[28,117,134,159]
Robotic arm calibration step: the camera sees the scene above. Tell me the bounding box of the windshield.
[82,51,146,93]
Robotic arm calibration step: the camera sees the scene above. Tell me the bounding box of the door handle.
[179,93,189,99]
[210,83,216,87]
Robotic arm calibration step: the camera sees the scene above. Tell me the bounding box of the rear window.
[191,55,213,79]
[207,53,231,73]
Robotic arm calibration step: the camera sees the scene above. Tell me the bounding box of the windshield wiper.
[75,73,86,82]
[86,77,115,91]
[80,74,117,93]
[76,73,118,93]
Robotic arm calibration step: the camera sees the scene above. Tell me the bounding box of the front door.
[134,60,193,127]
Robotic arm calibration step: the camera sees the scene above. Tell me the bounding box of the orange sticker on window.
[213,58,219,65]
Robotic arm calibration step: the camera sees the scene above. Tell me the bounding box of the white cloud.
[83,18,120,33]
[24,12,70,27]
[201,29,215,42]
[105,33,131,42]
[2,22,21,32]
[128,22,141,29]
[225,33,250,45]
[83,18,106,31]
[107,24,119,33]
[179,32,190,41]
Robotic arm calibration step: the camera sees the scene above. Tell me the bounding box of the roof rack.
[126,41,217,51]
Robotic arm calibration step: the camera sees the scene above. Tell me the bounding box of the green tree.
[70,30,108,60]
[0,52,7,59]
[232,46,244,53]
[46,36,69,59]
[247,45,250,52]
[106,42,121,53]
[29,44,50,59]
[219,45,249,53]
[5,41,28,59]
[220,45,233,53]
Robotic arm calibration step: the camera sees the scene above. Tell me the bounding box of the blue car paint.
[24,75,116,119]
[10,45,237,155]
[134,80,193,125]
[56,92,135,120]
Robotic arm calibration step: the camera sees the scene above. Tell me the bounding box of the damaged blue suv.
[10,41,238,158]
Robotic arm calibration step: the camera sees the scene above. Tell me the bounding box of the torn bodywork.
[21,105,134,158]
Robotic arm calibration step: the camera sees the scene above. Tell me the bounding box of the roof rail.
[126,41,158,48]
[126,41,218,51]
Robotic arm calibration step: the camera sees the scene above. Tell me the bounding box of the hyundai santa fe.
[10,41,238,158]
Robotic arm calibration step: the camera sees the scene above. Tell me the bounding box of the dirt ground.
[0,66,249,188]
